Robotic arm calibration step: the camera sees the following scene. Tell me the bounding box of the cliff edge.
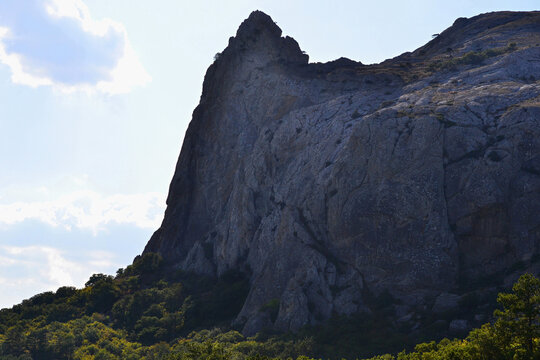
[145,11,540,335]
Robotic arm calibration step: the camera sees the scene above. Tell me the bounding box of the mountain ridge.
[145,10,540,335]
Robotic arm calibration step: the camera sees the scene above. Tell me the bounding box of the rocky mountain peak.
[235,10,282,42]
[218,11,308,68]
[411,11,540,58]
[146,11,540,336]
[193,11,308,109]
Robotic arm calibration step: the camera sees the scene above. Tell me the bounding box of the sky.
[0,0,537,309]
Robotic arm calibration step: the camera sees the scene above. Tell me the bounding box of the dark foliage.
[0,255,538,360]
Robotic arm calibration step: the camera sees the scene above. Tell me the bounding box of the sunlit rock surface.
[145,11,540,334]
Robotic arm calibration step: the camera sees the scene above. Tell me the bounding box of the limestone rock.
[432,293,461,313]
[449,319,469,334]
[145,10,540,334]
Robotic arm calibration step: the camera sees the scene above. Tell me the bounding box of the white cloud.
[0,176,163,309]
[1,245,79,285]
[0,0,150,94]
[0,245,119,309]
[0,189,165,234]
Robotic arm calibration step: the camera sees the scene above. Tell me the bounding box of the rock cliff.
[145,10,540,334]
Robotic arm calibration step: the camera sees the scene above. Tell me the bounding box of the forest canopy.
[0,253,538,360]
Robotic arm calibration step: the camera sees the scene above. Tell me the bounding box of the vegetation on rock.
[0,254,538,359]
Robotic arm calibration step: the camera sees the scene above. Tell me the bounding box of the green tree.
[2,325,26,356]
[124,253,163,277]
[86,275,119,313]
[86,274,114,287]
[494,273,540,359]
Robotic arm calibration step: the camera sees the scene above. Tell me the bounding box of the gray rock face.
[449,319,469,334]
[145,10,540,334]
[432,293,461,313]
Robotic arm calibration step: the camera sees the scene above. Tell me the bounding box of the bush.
[429,43,518,72]
[124,253,164,277]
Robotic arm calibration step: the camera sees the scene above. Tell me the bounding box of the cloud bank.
[0,245,88,309]
[0,190,165,234]
[0,223,148,309]
[0,177,165,308]
[0,0,150,94]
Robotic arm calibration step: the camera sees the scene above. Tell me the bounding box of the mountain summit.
[145,11,540,335]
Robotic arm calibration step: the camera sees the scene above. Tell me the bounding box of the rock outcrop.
[145,10,540,334]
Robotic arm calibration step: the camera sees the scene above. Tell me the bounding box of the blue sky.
[0,0,537,309]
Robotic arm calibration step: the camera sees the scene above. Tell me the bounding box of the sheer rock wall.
[145,11,540,334]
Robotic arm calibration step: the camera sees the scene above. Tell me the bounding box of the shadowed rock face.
[145,10,540,334]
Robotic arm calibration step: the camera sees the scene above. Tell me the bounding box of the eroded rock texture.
[145,11,540,334]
